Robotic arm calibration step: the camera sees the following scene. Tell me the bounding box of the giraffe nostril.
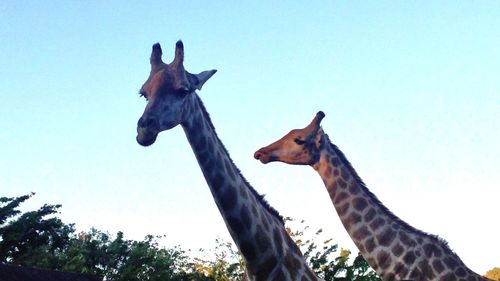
[254,150,272,164]
[254,151,262,160]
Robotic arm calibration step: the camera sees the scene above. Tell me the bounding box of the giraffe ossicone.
[254,111,490,281]
[136,41,323,281]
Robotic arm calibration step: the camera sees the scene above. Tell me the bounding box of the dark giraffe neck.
[312,133,487,281]
[181,94,320,281]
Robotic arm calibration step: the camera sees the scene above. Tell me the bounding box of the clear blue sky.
[1,1,498,274]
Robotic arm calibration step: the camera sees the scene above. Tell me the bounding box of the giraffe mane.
[194,94,284,225]
[324,133,466,262]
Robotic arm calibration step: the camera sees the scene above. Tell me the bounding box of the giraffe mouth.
[136,127,159,146]
[254,150,276,164]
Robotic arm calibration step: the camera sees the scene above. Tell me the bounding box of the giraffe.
[135,40,322,281]
[254,111,491,281]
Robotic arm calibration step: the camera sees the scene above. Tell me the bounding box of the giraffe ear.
[187,70,217,90]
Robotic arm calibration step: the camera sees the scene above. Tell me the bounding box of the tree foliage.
[193,238,245,281]
[0,194,204,280]
[0,193,73,269]
[285,217,380,281]
[1,194,381,281]
[60,229,201,281]
[187,217,382,281]
[485,267,500,281]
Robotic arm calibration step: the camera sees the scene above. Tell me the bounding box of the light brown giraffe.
[135,41,322,281]
[254,111,491,281]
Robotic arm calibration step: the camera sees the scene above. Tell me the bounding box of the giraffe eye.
[175,87,190,97]
[294,138,306,145]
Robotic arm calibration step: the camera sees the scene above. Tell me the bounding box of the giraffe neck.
[180,94,320,281]
[312,133,487,281]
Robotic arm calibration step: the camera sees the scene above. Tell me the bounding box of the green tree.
[0,193,207,280]
[285,217,381,281]
[193,237,245,281]
[1,193,380,281]
[60,229,206,281]
[485,267,500,281]
[192,218,381,281]
[0,193,73,269]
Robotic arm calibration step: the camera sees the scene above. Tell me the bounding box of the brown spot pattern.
[239,206,251,227]
[432,259,445,273]
[346,212,362,226]
[367,257,378,269]
[365,237,376,252]
[273,228,284,256]
[352,197,368,211]
[352,225,370,241]
[239,187,248,199]
[227,216,245,236]
[423,243,435,258]
[337,202,351,216]
[240,240,256,261]
[391,243,404,257]
[341,166,351,181]
[399,231,416,247]
[274,269,287,281]
[393,262,409,277]
[325,165,333,176]
[455,267,467,277]
[255,225,270,252]
[284,253,302,280]
[328,187,336,199]
[220,187,237,212]
[377,228,395,247]
[444,257,459,270]
[251,205,259,218]
[348,182,360,194]
[256,256,277,280]
[333,168,340,176]
[369,217,385,231]
[305,269,317,280]
[419,260,435,279]
[365,208,376,222]
[331,157,341,166]
[403,251,416,265]
[377,250,391,269]
[334,191,349,204]
[337,178,347,189]
[442,272,456,281]
[223,159,236,181]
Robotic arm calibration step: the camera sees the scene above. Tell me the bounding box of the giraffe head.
[254,111,325,165]
[136,41,217,146]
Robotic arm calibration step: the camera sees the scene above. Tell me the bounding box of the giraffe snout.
[138,117,160,131]
[137,117,160,146]
[254,149,275,164]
